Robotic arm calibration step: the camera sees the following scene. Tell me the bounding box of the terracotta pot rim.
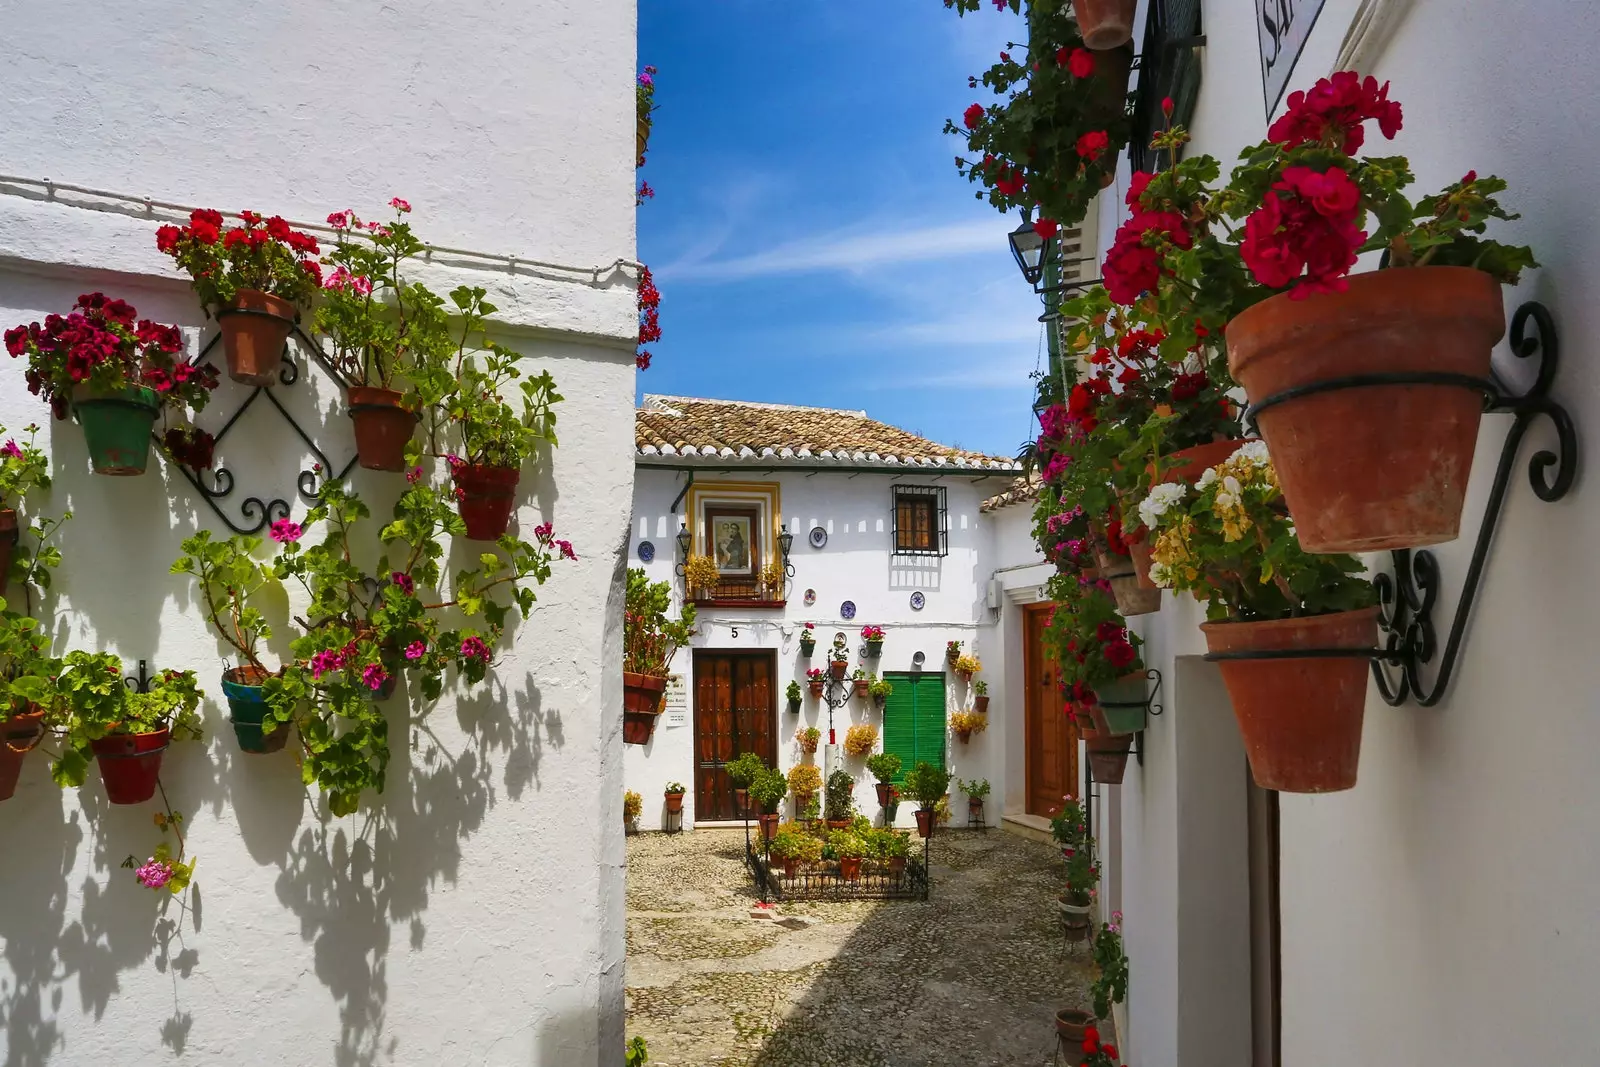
[219,289,297,319]
[1199,605,1381,643]
[622,672,669,692]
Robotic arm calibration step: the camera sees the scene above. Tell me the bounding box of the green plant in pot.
[826,829,867,881]
[622,567,696,746]
[1143,442,1376,792]
[1090,913,1129,1021]
[1107,75,1535,554]
[864,751,901,809]
[415,284,563,540]
[959,777,990,819]
[798,622,816,657]
[867,673,892,709]
[824,767,855,828]
[971,678,989,714]
[155,208,323,386]
[903,760,950,839]
[0,425,50,598]
[663,781,686,814]
[1050,793,1089,854]
[768,823,822,878]
[49,653,203,805]
[6,293,219,476]
[1047,583,1149,741]
[725,751,766,814]
[787,762,821,819]
[868,826,911,877]
[748,767,788,845]
[0,611,58,801]
[785,679,802,713]
[1060,835,1099,942]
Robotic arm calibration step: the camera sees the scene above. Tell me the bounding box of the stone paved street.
[625,826,1094,1067]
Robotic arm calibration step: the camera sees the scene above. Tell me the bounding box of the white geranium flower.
[1195,467,1219,490]
[1214,490,1236,511]
[1222,475,1242,497]
[1137,482,1187,529]
[1148,561,1172,587]
[1238,440,1271,465]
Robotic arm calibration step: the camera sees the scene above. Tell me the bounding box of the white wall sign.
[1257,0,1328,118]
[664,674,688,727]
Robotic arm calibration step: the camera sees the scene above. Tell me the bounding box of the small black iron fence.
[743,817,931,902]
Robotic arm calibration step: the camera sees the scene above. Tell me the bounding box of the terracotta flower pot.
[622,672,667,746]
[954,726,973,745]
[734,786,749,814]
[808,678,824,697]
[221,664,290,754]
[853,679,870,698]
[74,386,159,475]
[91,728,169,804]
[914,807,935,838]
[1153,438,1253,488]
[874,782,897,808]
[1225,267,1505,553]
[0,508,16,598]
[888,856,906,878]
[829,659,847,680]
[826,818,851,831]
[217,288,295,386]
[664,791,684,813]
[636,116,650,162]
[782,857,799,878]
[1086,733,1133,784]
[757,812,779,843]
[0,707,45,801]
[345,385,418,472]
[839,856,862,881]
[453,464,520,541]
[1201,606,1378,793]
[1073,0,1136,49]
[1056,1008,1095,1040]
[1129,538,1157,590]
[973,694,989,714]
[968,797,984,816]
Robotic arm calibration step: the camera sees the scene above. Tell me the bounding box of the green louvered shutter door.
[912,674,948,774]
[880,672,919,785]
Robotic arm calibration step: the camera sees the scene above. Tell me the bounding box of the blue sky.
[638,2,1046,459]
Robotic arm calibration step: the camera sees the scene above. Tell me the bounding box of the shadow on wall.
[0,310,570,1065]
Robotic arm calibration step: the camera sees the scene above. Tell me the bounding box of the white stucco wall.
[624,466,1014,831]
[0,3,637,1064]
[1099,0,1600,1062]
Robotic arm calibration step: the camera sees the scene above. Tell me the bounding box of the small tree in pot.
[725,751,766,814]
[904,760,950,839]
[824,767,855,829]
[786,763,821,820]
[959,777,990,821]
[865,751,901,809]
[622,567,696,746]
[748,767,788,845]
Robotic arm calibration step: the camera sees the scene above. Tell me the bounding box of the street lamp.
[673,521,692,576]
[777,528,795,576]
[1008,217,1050,287]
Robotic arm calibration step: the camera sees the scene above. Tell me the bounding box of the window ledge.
[691,598,787,609]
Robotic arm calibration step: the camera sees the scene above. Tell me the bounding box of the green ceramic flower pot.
[222,667,290,754]
[1093,672,1149,734]
[74,386,159,475]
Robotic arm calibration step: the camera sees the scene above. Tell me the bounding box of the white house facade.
[0,3,638,1064]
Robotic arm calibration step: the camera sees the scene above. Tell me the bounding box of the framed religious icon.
[704,506,760,579]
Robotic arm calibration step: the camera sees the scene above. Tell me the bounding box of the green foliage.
[903,761,951,808]
[972,680,987,696]
[0,424,49,510]
[724,751,766,787]
[51,656,204,788]
[748,767,788,813]
[867,674,893,699]
[1049,795,1088,852]
[1063,840,1098,907]
[1090,920,1130,1020]
[0,611,57,716]
[825,830,866,860]
[623,567,696,677]
[171,530,275,669]
[626,1035,649,1067]
[785,679,802,701]
[663,781,685,794]
[864,751,902,784]
[824,768,856,822]
[768,825,823,864]
[958,777,990,800]
[866,826,910,860]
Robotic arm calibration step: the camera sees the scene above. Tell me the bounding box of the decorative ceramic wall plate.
[638,540,655,562]
[809,526,828,549]
[804,588,816,606]
[840,600,856,620]
[909,591,925,611]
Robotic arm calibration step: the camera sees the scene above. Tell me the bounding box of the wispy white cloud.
[656,218,1010,283]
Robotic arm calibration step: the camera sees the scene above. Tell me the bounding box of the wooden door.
[1024,605,1079,817]
[692,650,776,821]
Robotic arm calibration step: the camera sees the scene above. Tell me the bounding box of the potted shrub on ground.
[867,673,892,709]
[865,751,902,809]
[0,426,49,597]
[663,781,685,814]
[843,723,878,758]
[953,653,982,682]
[904,760,951,838]
[749,767,787,844]
[824,768,855,829]
[0,611,56,800]
[1143,442,1376,791]
[859,624,884,657]
[806,667,825,697]
[868,826,911,877]
[785,680,802,714]
[1110,74,1535,553]
[6,293,219,475]
[1059,833,1099,942]
[725,752,766,814]
[828,830,867,881]
[768,824,821,878]
[850,667,870,698]
[794,725,820,756]
[960,777,990,822]
[51,654,203,805]
[798,622,816,657]
[622,567,696,746]
[950,710,988,744]
[787,763,822,818]
[623,790,642,832]
[156,208,322,385]
[1050,794,1088,854]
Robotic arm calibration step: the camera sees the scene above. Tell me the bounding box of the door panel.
[1025,606,1078,816]
[693,651,776,821]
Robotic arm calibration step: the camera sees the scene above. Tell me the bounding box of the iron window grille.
[892,485,948,558]
[1128,0,1206,175]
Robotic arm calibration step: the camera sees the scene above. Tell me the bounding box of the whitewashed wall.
[1101,0,1600,1062]
[0,2,638,1064]
[624,466,1013,831]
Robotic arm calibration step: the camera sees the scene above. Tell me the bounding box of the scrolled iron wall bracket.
[1370,301,1578,706]
[166,326,358,536]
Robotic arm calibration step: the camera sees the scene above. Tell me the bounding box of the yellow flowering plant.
[1141,441,1374,621]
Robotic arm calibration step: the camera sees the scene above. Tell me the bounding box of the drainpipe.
[668,469,694,513]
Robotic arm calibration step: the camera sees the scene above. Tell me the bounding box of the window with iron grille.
[892,486,948,557]
[1128,0,1205,174]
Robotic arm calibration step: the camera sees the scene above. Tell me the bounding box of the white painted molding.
[1333,0,1414,74]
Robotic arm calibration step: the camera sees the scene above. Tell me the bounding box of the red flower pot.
[782,858,799,878]
[0,707,45,801]
[622,672,667,747]
[839,856,862,882]
[734,786,749,814]
[888,856,906,878]
[853,679,870,698]
[914,807,935,838]
[1055,1008,1095,1041]
[1201,607,1378,793]
[0,508,16,598]
[1225,267,1505,553]
[217,288,295,386]
[453,464,520,541]
[664,791,684,813]
[91,728,169,805]
[345,385,418,472]
[808,679,824,697]
[1073,0,1136,49]
[973,695,989,715]
[829,660,847,680]
[874,782,897,808]
[1086,733,1133,784]
[757,812,779,843]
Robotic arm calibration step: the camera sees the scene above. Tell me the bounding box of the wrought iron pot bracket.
[168,322,358,535]
[1223,300,1579,707]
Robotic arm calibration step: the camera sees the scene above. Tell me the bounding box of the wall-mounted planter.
[1086,733,1133,784]
[973,694,989,714]
[221,665,290,754]
[787,696,801,714]
[807,678,824,697]
[1201,606,1378,793]
[217,289,295,386]
[863,640,883,659]
[829,659,848,680]
[0,706,45,801]
[453,464,520,541]
[1073,0,1136,49]
[91,728,169,804]
[346,385,418,472]
[75,386,158,475]
[0,508,16,597]
[852,679,870,698]
[1091,672,1150,735]
[1093,542,1160,616]
[1226,267,1505,553]
[622,671,668,746]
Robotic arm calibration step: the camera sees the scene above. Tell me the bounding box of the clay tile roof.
[980,474,1042,512]
[635,395,1020,472]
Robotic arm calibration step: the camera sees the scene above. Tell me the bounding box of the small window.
[892,485,947,557]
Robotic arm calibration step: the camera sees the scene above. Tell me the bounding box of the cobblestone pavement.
[625,826,1094,1067]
